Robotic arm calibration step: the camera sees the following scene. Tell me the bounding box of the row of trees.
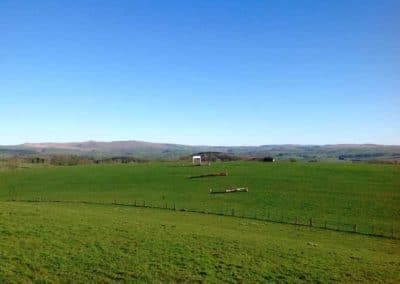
[1,155,147,167]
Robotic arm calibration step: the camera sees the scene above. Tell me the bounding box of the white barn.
[192,155,202,166]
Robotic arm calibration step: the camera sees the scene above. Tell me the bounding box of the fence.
[7,198,398,240]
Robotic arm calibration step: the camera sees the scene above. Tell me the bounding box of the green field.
[0,201,399,283]
[1,162,399,236]
[0,161,399,282]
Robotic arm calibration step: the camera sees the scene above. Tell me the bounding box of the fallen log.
[209,187,248,194]
[188,172,228,179]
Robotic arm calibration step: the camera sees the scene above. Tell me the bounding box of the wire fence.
[7,198,398,240]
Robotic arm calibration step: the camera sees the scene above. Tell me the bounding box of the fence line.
[5,198,398,240]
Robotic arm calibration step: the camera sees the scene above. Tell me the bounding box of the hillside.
[1,161,399,282]
[1,162,399,237]
[1,201,398,283]
[1,140,400,161]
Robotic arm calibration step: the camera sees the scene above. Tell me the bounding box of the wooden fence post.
[309,218,313,227]
[353,224,357,233]
[173,202,176,211]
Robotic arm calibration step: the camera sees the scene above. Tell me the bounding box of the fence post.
[173,202,176,211]
[231,209,235,216]
[353,224,357,233]
[309,218,313,227]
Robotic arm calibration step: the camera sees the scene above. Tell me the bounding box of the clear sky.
[1,0,399,146]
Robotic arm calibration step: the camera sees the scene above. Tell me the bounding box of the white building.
[192,155,202,166]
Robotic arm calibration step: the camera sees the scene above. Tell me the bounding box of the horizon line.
[1,139,400,148]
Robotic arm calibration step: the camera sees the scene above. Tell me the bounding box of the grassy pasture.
[0,161,399,236]
[0,201,399,283]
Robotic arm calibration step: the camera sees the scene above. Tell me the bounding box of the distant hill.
[1,140,400,161]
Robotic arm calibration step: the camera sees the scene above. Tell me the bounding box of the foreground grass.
[0,201,399,283]
[0,162,399,236]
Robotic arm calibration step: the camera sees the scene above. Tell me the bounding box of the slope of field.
[0,201,399,283]
[0,162,399,237]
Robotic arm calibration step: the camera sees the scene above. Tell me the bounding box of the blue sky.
[1,0,399,145]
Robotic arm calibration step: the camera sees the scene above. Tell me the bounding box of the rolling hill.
[1,140,400,161]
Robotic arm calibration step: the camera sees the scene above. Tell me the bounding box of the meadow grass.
[0,161,398,236]
[0,201,399,283]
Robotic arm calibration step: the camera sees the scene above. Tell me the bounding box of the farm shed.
[192,155,202,165]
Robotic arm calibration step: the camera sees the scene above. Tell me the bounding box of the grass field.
[0,201,399,283]
[1,162,399,237]
[1,161,399,282]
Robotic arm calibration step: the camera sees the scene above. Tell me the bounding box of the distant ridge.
[22,140,181,151]
[0,140,399,161]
